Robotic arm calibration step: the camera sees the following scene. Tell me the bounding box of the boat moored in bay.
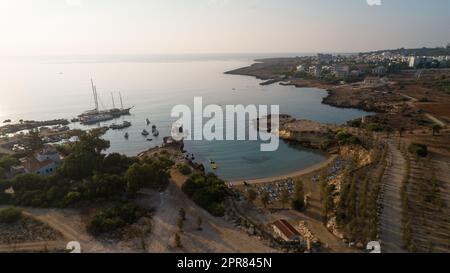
[79,79,134,125]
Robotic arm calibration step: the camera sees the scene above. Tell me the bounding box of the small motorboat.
[124,132,129,139]
[141,129,149,136]
[146,118,150,125]
[70,118,79,123]
[209,160,218,170]
[110,121,131,130]
[146,138,153,142]
[152,129,159,137]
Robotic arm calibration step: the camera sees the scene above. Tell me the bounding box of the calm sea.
[0,54,370,181]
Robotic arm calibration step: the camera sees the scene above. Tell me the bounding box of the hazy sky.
[1,0,449,56]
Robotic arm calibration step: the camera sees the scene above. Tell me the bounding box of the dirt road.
[136,170,277,253]
[378,141,406,253]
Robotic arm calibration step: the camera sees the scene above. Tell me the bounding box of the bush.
[87,203,144,236]
[0,207,22,224]
[336,131,362,145]
[182,173,226,217]
[292,198,305,211]
[408,143,428,157]
[365,123,384,132]
[178,164,192,175]
[347,119,362,128]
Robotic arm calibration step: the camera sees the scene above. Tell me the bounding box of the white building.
[18,145,63,176]
[296,65,305,73]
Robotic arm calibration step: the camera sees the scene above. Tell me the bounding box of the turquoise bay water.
[0,55,370,181]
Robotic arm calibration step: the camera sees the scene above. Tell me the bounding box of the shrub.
[0,207,22,224]
[87,203,144,236]
[336,131,362,145]
[178,164,192,175]
[408,143,428,157]
[365,123,384,132]
[182,173,226,217]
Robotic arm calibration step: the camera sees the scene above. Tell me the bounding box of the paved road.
[379,141,406,253]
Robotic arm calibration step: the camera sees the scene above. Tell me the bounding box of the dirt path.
[378,141,406,253]
[0,207,124,253]
[137,170,277,253]
[0,240,65,253]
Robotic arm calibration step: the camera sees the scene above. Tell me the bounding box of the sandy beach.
[229,154,337,185]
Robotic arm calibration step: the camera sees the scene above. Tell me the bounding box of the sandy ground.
[135,169,277,253]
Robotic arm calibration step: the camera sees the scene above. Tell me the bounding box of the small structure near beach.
[272,219,301,242]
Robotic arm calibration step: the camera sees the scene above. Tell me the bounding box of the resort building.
[317,53,333,64]
[332,64,350,79]
[272,219,301,242]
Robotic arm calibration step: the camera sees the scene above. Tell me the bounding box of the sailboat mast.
[91,79,99,111]
[119,92,124,110]
[111,92,116,109]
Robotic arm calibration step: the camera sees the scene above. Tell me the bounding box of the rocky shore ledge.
[258,115,338,150]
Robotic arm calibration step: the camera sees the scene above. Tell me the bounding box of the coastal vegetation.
[408,143,428,157]
[177,164,192,175]
[0,129,173,208]
[0,207,22,224]
[291,180,305,211]
[335,131,362,146]
[182,173,227,217]
[86,203,146,236]
[0,155,19,179]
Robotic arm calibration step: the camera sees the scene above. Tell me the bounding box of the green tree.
[246,189,257,204]
[0,155,19,170]
[292,180,305,211]
[182,173,226,217]
[174,233,182,248]
[196,216,203,230]
[280,188,290,209]
[25,130,43,150]
[261,191,270,208]
[177,217,184,232]
[399,127,406,137]
[432,124,442,136]
[59,151,99,180]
